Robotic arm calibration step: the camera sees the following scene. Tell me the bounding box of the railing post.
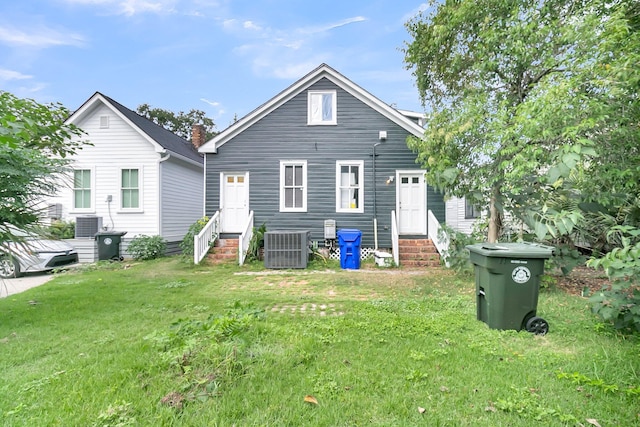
[391,210,399,267]
[194,212,220,265]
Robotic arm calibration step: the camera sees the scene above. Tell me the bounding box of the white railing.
[391,210,400,267]
[238,210,254,266]
[428,209,450,267]
[194,211,220,264]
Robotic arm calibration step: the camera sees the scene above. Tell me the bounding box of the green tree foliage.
[179,216,210,261]
[136,104,216,141]
[587,226,640,332]
[404,0,637,243]
[0,92,85,241]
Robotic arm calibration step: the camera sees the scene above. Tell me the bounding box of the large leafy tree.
[0,92,85,241]
[404,0,635,242]
[136,104,216,141]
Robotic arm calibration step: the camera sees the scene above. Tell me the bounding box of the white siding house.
[46,92,204,260]
[445,196,480,235]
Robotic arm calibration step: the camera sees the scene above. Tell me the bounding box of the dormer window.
[307,90,336,125]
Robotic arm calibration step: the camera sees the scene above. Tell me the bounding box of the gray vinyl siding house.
[199,64,444,250]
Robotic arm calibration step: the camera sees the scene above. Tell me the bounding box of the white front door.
[221,172,249,232]
[397,171,426,235]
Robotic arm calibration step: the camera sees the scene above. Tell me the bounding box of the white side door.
[221,172,249,233]
[397,171,426,235]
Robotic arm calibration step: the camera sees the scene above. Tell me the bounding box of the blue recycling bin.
[337,229,362,269]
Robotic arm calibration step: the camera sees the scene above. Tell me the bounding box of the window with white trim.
[307,90,337,125]
[73,169,92,211]
[465,198,480,219]
[336,161,364,213]
[121,168,141,210]
[280,161,307,212]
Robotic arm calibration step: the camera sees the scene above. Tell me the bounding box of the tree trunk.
[487,188,503,243]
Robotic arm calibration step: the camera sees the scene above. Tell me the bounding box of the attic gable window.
[99,115,109,129]
[307,90,336,125]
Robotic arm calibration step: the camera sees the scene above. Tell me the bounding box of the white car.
[0,228,79,279]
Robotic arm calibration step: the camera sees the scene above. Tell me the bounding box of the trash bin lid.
[337,229,362,241]
[94,231,128,237]
[337,229,362,236]
[466,242,554,258]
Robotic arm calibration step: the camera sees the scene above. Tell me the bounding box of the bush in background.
[179,216,209,261]
[127,235,166,261]
[439,224,480,274]
[587,226,640,333]
[45,220,75,240]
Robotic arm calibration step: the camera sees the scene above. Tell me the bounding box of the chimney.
[191,124,206,149]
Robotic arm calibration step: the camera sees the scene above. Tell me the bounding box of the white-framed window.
[465,198,480,219]
[280,161,307,212]
[120,167,142,211]
[307,90,337,125]
[72,168,93,212]
[336,160,364,213]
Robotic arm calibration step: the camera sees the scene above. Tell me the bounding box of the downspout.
[158,151,171,237]
[372,135,385,250]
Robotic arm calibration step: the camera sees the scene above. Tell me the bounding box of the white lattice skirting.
[329,247,380,260]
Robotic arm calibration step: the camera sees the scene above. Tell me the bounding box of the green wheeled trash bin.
[95,231,127,261]
[466,242,554,334]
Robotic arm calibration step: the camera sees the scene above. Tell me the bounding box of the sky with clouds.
[0,0,428,130]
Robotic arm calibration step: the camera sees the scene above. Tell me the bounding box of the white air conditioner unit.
[75,216,103,238]
[264,230,311,269]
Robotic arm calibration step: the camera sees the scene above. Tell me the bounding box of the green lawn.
[1,257,638,426]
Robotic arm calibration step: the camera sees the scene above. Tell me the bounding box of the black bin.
[95,231,127,261]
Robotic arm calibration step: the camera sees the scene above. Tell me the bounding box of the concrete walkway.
[0,273,54,298]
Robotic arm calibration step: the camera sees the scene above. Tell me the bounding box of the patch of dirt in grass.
[269,302,345,316]
[551,266,610,297]
[160,391,185,409]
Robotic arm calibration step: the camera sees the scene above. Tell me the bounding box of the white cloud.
[270,61,324,80]
[243,20,262,31]
[62,0,178,16]
[0,24,85,48]
[200,98,220,107]
[0,68,33,81]
[299,16,367,35]
[222,19,237,29]
[223,15,367,80]
[120,0,175,16]
[402,3,430,22]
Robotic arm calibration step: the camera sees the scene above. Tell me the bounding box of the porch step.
[207,238,238,262]
[398,239,441,268]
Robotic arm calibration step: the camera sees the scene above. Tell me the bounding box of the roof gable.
[198,64,425,153]
[67,92,203,164]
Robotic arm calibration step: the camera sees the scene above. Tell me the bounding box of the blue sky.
[0,1,428,130]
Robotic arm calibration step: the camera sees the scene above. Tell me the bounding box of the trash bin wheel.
[525,316,549,335]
